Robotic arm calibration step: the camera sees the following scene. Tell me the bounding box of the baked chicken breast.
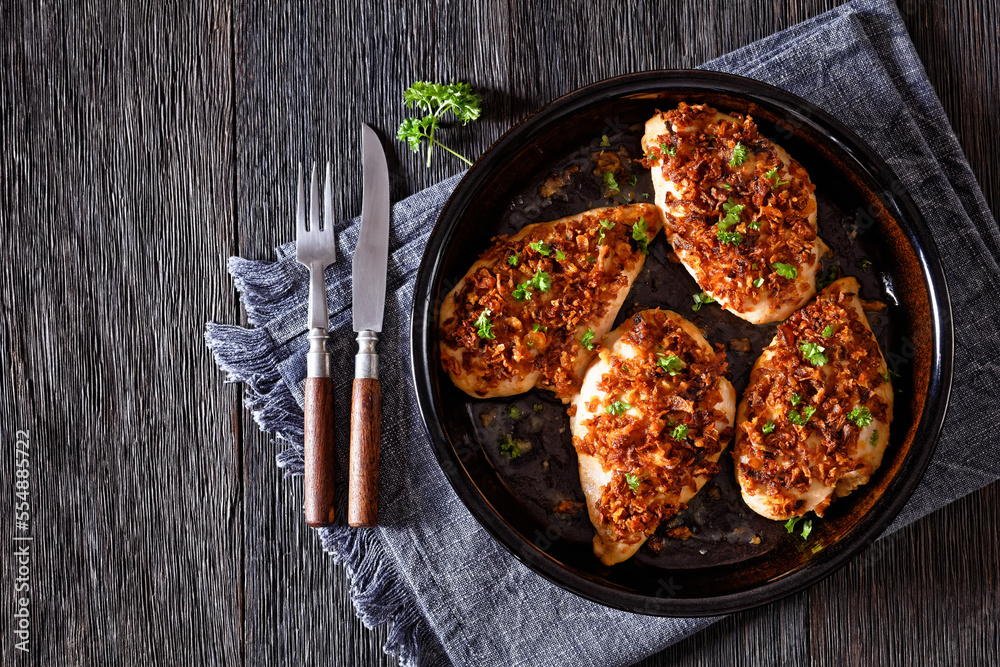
[570,309,736,565]
[641,102,826,323]
[439,204,662,402]
[734,277,894,520]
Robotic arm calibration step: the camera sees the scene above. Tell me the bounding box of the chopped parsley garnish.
[532,323,548,332]
[586,256,596,262]
[507,405,521,419]
[870,429,879,447]
[600,134,611,147]
[817,265,841,290]
[765,166,789,189]
[533,403,544,412]
[507,252,519,266]
[555,249,566,261]
[729,142,748,166]
[691,291,716,312]
[753,277,764,288]
[785,516,813,539]
[722,183,732,191]
[603,170,620,193]
[474,310,495,340]
[799,342,829,366]
[631,218,649,254]
[670,423,690,441]
[788,406,816,425]
[856,258,873,272]
[530,241,551,256]
[790,393,803,406]
[581,328,596,351]
[746,219,761,230]
[772,262,797,279]
[624,472,640,492]
[762,420,775,434]
[533,270,551,292]
[499,434,522,459]
[597,218,615,245]
[627,174,638,187]
[659,142,676,156]
[822,324,835,338]
[716,197,745,245]
[512,283,532,301]
[605,400,632,416]
[847,406,873,428]
[657,353,685,375]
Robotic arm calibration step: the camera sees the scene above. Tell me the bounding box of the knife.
[348,124,390,527]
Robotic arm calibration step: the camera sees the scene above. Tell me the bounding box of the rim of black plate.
[408,70,954,616]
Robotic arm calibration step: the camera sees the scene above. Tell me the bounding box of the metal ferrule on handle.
[307,328,331,378]
[354,330,379,378]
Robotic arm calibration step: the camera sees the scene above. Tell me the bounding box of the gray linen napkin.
[206,1,1000,665]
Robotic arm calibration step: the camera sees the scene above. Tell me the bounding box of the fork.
[296,162,338,527]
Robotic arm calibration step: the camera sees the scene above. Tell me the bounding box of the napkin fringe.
[228,255,303,326]
[204,322,279,386]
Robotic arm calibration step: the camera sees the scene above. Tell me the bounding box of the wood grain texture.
[348,379,381,528]
[304,377,337,527]
[1,0,996,666]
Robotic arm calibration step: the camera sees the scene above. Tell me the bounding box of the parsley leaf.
[512,283,532,301]
[765,166,789,189]
[597,218,615,246]
[822,324,835,338]
[657,353,685,375]
[507,405,521,419]
[499,434,522,459]
[624,472,640,492]
[659,142,676,156]
[474,310,495,340]
[555,249,566,261]
[772,262,798,279]
[603,170,620,193]
[600,134,611,147]
[788,406,816,425]
[856,258,873,272]
[507,252,519,266]
[533,270,551,292]
[670,423,690,441]
[691,291,716,312]
[581,328,596,351]
[753,277,764,288]
[762,420,775,434]
[605,400,631,416]
[722,183,732,191]
[790,393,803,406]
[532,324,548,332]
[628,174,638,187]
[799,342,829,366]
[729,142,748,166]
[817,265,841,290]
[514,270,551,300]
[716,197,745,245]
[397,81,482,168]
[848,406,873,428]
[631,218,649,254]
[784,516,803,533]
[530,241,551,256]
[533,403,544,412]
[800,519,813,540]
[870,429,879,447]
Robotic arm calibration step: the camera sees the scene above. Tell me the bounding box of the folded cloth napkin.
[206,0,1000,665]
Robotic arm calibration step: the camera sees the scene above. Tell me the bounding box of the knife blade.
[348,124,390,527]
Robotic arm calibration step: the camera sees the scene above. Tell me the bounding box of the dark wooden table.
[3,1,998,665]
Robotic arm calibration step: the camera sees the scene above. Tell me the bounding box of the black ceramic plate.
[410,71,953,616]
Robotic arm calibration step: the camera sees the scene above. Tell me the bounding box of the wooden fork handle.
[304,376,337,527]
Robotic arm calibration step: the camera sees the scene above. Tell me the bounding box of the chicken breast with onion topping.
[641,102,827,324]
[734,277,894,520]
[570,309,736,565]
[439,204,662,402]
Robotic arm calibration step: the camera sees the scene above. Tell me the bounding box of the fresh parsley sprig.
[397,81,482,168]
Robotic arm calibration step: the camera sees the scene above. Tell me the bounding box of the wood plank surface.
[2,1,996,666]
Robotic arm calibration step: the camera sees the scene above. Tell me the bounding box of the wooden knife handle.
[348,378,381,527]
[304,377,336,527]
